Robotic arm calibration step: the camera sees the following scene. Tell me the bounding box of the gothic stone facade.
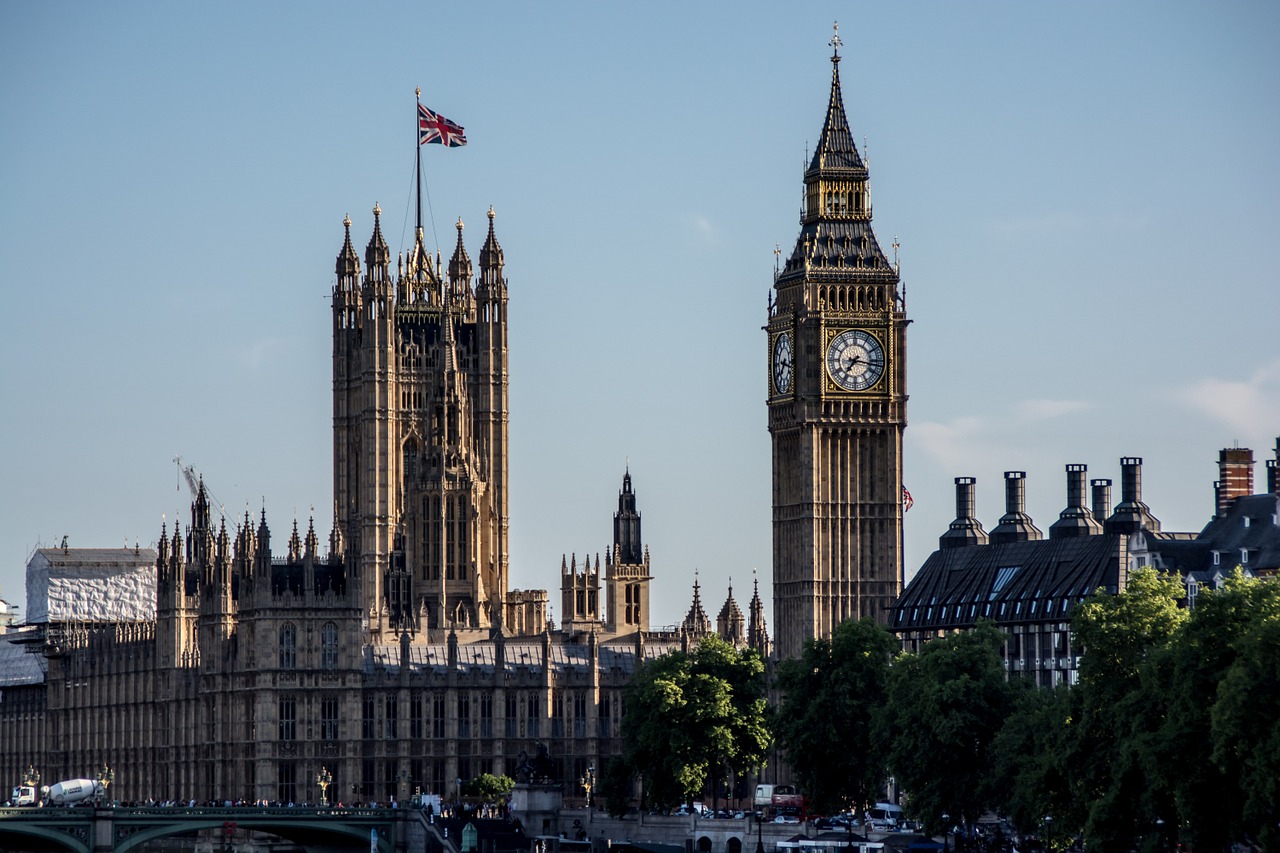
[0,204,770,806]
[767,41,908,659]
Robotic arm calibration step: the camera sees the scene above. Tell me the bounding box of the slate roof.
[892,534,1121,633]
[1196,494,1280,573]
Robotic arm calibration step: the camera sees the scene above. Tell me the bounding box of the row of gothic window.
[278,622,339,670]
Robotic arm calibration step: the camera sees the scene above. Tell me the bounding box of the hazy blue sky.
[2,2,1277,628]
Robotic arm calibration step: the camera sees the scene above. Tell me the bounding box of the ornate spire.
[448,217,473,291]
[288,518,302,563]
[613,466,643,565]
[328,500,344,560]
[365,202,391,273]
[682,571,711,640]
[747,571,770,656]
[809,21,865,177]
[480,206,504,271]
[779,29,893,282]
[336,213,360,279]
[305,514,319,560]
[716,579,745,647]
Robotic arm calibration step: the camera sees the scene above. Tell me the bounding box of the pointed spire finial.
[829,21,842,59]
[373,202,381,219]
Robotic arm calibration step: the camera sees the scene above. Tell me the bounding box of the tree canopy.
[621,635,770,810]
[466,773,514,802]
[774,617,896,816]
[878,621,1015,832]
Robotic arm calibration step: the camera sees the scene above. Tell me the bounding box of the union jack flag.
[902,485,914,512]
[419,102,467,147]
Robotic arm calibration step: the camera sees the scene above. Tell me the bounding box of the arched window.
[322,622,339,669]
[279,623,297,669]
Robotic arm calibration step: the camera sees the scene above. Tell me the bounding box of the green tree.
[467,773,515,802]
[774,617,896,816]
[878,621,1014,832]
[599,756,634,818]
[989,679,1074,846]
[1067,567,1186,852]
[1208,572,1280,850]
[622,636,770,810]
[1140,569,1266,849]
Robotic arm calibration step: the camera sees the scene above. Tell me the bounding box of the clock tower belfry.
[766,29,908,659]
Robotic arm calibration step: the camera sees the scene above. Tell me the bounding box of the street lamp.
[315,767,332,808]
[941,813,950,853]
[579,764,596,810]
[756,812,766,853]
[96,763,115,807]
[23,765,41,807]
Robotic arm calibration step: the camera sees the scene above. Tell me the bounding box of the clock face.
[772,332,793,395]
[825,329,885,392]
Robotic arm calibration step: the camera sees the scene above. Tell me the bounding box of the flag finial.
[416,86,421,98]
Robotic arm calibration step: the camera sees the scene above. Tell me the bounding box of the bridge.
[0,804,446,853]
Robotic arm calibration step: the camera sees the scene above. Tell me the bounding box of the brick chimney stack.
[1217,447,1255,516]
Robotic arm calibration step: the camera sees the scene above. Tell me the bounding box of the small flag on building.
[419,102,467,147]
[902,485,914,512]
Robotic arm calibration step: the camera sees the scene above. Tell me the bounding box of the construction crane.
[172,456,228,523]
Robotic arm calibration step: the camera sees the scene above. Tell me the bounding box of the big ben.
[767,29,907,659]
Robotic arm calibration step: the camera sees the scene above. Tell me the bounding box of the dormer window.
[1243,516,1251,528]
[1241,548,1249,564]
[1213,551,1221,566]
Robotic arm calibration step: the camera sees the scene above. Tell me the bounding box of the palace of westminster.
[3,38,1277,808]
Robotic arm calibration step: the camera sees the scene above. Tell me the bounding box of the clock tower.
[767,30,908,659]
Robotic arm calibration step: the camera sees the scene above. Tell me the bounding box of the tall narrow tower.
[604,468,652,635]
[333,205,510,640]
[766,30,908,658]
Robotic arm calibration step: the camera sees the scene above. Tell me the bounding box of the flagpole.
[415,86,424,235]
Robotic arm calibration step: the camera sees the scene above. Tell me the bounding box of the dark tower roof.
[613,467,643,565]
[808,39,866,176]
[777,33,894,284]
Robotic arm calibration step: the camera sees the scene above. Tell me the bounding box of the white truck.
[42,779,105,806]
[10,785,38,806]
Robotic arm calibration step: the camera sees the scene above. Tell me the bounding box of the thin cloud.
[915,399,1091,474]
[689,215,717,242]
[1172,360,1280,444]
